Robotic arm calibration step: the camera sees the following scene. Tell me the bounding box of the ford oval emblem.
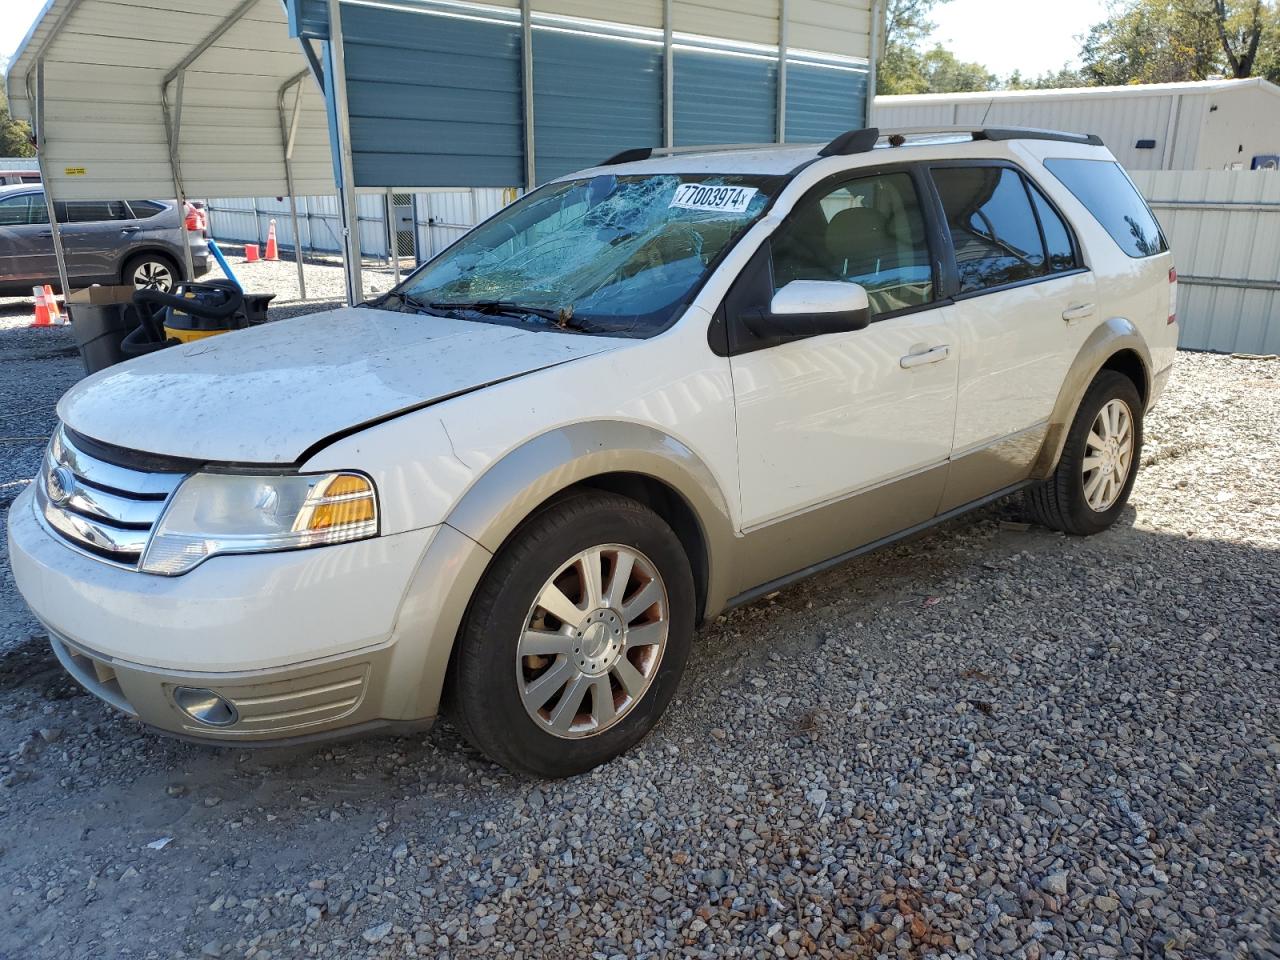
[47,465,76,506]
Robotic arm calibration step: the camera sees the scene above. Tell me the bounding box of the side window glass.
[771,171,934,317]
[1028,183,1077,272]
[933,166,1046,294]
[62,200,131,223]
[0,195,31,226]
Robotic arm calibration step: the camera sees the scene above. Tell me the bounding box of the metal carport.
[7,0,883,308]
[5,0,332,301]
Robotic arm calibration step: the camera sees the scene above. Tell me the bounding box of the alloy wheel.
[1082,397,1134,512]
[517,544,668,739]
[132,260,174,292]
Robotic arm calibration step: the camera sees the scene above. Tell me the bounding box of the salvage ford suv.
[8,127,1178,777]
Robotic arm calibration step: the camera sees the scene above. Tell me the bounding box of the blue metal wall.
[533,32,663,181]
[673,50,777,147]
[286,1,871,187]
[785,61,868,143]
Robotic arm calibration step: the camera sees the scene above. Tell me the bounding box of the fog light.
[173,687,238,727]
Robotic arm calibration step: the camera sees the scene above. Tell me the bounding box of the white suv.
[8,127,1178,777]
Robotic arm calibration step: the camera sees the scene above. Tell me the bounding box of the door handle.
[900,345,950,369]
[36,231,52,238]
[119,226,139,234]
[1062,303,1095,323]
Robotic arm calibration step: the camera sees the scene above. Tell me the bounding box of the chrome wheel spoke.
[605,549,635,609]
[625,621,664,650]
[578,549,605,610]
[1084,467,1106,503]
[520,628,573,658]
[1087,429,1107,452]
[612,656,647,698]
[591,676,616,727]
[622,579,661,623]
[522,656,573,711]
[537,582,584,630]
[1082,455,1104,472]
[549,673,591,732]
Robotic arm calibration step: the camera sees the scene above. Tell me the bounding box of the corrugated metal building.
[873,79,1280,172]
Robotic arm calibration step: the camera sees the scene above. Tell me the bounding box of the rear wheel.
[123,252,178,292]
[1026,370,1143,536]
[449,492,695,778]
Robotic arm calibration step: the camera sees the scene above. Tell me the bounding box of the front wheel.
[1026,369,1144,536]
[448,491,695,778]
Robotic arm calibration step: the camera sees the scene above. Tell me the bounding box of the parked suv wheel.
[449,491,695,778]
[123,253,178,292]
[1026,370,1144,536]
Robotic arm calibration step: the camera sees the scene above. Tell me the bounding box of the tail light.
[183,201,208,234]
[1168,267,1177,325]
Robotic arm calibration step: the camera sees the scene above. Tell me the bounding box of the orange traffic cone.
[245,243,260,262]
[265,219,279,261]
[43,285,64,324]
[31,285,53,327]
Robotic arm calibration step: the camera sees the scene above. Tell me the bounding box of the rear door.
[55,199,138,282]
[0,191,55,283]
[927,162,1097,509]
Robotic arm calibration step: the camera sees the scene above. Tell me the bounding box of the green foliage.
[0,57,37,160]
[878,0,996,94]
[1077,0,1280,84]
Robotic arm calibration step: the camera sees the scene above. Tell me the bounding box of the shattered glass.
[400,173,780,335]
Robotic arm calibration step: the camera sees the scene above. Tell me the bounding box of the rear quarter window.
[127,200,166,219]
[1043,158,1167,258]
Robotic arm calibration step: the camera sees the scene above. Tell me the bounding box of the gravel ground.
[0,263,1277,960]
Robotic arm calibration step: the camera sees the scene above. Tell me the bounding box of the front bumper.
[8,484,489,742]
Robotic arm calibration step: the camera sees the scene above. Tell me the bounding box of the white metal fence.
[206,189,514,263]
[1131,170,1280,355]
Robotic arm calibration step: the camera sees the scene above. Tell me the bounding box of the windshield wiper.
[428,300,560,321]
[428,300,592,332]
[369,290,444,315]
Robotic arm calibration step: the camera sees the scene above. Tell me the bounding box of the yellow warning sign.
[64,167,86,176]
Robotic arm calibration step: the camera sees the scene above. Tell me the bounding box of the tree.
[1212,0,1265,76]
[0,56,37,159]
[1003,66,1090,90]
[1079,0,1221,84]
[877,0,996,94]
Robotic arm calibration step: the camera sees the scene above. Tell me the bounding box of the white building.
[873,78,1280,172]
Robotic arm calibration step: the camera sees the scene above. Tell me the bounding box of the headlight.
[141,472,378,575]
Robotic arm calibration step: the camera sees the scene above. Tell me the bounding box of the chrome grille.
[36,427,185,568]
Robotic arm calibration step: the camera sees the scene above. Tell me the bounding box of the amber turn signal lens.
[293,473,377,533]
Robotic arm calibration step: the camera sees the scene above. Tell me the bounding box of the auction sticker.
[669,183,757,213]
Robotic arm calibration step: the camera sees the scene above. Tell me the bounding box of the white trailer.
[874,79,1280,172]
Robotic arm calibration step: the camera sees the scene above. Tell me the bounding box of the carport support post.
[326,0,363,304]
[776,0,788,143]
[278,72,309,300]
[33,60,73,303]
[866,0,884,126]
[663,0,674,148]
[520,0,536,190]
[160,71,198,284]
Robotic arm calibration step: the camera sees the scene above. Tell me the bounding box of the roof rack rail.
[816,124,1104,156]
[598,142,800,166]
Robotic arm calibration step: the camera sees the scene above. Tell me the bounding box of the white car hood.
[57,307,623,464]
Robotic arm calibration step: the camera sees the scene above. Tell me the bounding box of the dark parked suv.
[0,184,209,295]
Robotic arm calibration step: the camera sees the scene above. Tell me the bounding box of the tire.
[122,252,178,293]
[1026,370,1144,536]
[449,491,695,778]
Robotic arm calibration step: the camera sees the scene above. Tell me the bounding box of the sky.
[1,0,1109,75]
[927,0,1111,77]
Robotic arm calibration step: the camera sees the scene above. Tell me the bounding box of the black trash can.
[67,286,144,376]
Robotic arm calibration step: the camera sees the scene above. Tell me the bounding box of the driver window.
[931,166,1047,293]
[771,171,935,317]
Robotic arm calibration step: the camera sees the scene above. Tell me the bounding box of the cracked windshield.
[395,173,781,335]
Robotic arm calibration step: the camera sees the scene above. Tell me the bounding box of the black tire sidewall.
[1057,371,1144,535]
[453,494,695,778]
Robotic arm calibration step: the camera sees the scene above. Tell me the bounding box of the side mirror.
[744,280,872,340]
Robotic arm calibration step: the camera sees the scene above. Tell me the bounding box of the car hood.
[57,307,625,464]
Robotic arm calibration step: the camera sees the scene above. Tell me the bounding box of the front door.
[0,191,55,284]
[726,169,959,579]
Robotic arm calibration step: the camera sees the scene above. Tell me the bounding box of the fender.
[1030,317,1152,480]
[392,421,739,720]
